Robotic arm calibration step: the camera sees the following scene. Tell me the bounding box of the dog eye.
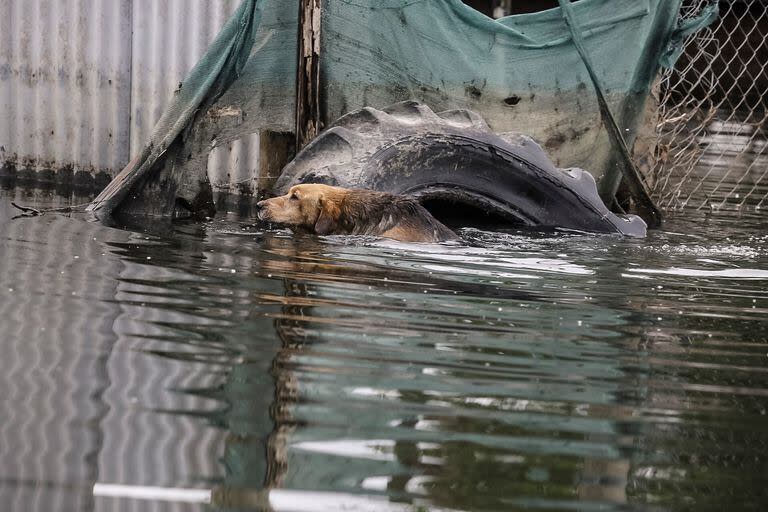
[290,193,298,200]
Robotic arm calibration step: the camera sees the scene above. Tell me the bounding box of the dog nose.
[256,200,268,220]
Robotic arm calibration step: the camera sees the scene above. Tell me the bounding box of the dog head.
[257,184,344,235]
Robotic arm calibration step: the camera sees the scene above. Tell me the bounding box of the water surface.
[1,187,767,511]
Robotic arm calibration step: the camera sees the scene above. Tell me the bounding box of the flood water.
[1,186,767,511]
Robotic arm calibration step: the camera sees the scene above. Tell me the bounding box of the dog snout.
[256,200,269,220]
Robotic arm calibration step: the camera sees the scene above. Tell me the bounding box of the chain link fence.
[643,0,768,211]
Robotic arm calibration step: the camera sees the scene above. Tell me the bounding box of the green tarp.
[90,0,715,217]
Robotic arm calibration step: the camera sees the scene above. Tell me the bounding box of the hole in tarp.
[504,95,521,106]
[461,0,495,17]
[420,196,525,230]
[505,1,563,15]
[462,1,582,18]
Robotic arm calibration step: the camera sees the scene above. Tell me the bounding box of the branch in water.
[10,202,91,218]
[11,202,42,217]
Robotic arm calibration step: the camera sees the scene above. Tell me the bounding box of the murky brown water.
[1,184,767,511]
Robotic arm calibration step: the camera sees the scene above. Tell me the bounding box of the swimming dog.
[256,184,457,243]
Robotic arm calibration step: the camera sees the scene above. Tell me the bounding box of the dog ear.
[314,196,340,235]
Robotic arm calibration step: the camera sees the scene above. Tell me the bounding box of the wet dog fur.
[257,184,457,243]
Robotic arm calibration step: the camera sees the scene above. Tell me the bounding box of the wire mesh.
[646,0,768,211]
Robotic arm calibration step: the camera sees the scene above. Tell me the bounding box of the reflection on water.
[0,187,767,511]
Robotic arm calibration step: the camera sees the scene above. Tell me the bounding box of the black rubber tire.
[274,101,646,237]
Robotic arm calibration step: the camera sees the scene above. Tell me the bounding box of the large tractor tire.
[274,101,646,237]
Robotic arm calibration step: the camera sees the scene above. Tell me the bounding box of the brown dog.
[257,184,457,243]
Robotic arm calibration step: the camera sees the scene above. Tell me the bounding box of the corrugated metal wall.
[129,0,241,155]
[0,0,133,180]
[0,0,254,191]
[208,133,261,193]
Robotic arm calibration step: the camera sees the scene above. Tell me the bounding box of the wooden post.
[296,0,322,151]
